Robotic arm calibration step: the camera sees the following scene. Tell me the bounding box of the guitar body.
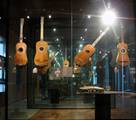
[14,41,27,66]
[63,59,69,67]
[74,51,90,67]
[116,42,130,66]
[82,44,95,57]
[34,40,48,67]
[74,44,95,67]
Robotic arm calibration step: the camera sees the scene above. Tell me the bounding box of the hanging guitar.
[74,27,110,67]
[14,18,28,66]
[63,48,69,67]
[34,16,48,67]
[116,22,130,66]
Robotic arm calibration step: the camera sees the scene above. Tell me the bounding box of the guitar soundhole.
[18,48,23,52]
[85,50,90,53]
[121,48,126,54]
[39,47,44,51]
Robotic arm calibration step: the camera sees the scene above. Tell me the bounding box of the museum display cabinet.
[0,0,136,119]
[0,5,7,120]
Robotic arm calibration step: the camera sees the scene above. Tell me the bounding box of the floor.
[8,92,136,120]
[31,108,136,120]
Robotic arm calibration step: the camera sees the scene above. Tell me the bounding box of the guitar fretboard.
[20,18,24,42]
[92,27,110,47]
[120,22,125,42]
[40,16,44,41]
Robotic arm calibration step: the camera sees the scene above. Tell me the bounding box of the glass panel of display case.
[0,84,5,92]
[5,2,136,119]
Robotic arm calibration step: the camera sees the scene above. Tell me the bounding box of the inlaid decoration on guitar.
[14,18,28,66]
[116,23,130,66]
[34,16,49,67]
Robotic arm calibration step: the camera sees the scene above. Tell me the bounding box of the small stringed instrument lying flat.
[75,27,109,67]
[34,16,48,67]
[116,23,129,66]
[14,18,27,66]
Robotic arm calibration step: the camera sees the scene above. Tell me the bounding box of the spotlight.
[85,28,87,32]
[53,28,56,32]
[56,38,59,41]
[101,10,116,26]
[27,16,30,19]
[80,36,83,39]
[93,66,96,70]
[87,15,91,19]
[72,74,75,78]
[79,44,83,48]
[48,14,52,19]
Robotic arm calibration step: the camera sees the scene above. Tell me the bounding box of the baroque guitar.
[116,23,129,66]
[14,18,27,66]
[34,16,48,67]
[74,27,109,67]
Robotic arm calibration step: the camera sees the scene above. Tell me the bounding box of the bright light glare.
[80,36,83,39]
[56,38,59,41]
[53,28,56,32]
[72,74,75,78]
[79,44,83,48]
[27,16,30,19]
[48,15,52,19]
[85,28,87,32]
[87,15,91,19]
[102,10,116,25]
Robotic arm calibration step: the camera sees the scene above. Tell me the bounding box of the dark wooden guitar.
[34,16,48,67]
[14,18,28,66]
[116,23,130,66]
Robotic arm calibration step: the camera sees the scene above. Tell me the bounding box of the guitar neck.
[65,48,67,59]
[92,27,110,47]
[19,18,24,42]
[40,16,44,41]
[120,22,125,42]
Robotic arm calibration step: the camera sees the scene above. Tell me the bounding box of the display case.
[5,0,136,119]
[0,30,6,120]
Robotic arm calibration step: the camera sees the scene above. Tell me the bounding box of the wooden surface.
[31,108,136,120]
